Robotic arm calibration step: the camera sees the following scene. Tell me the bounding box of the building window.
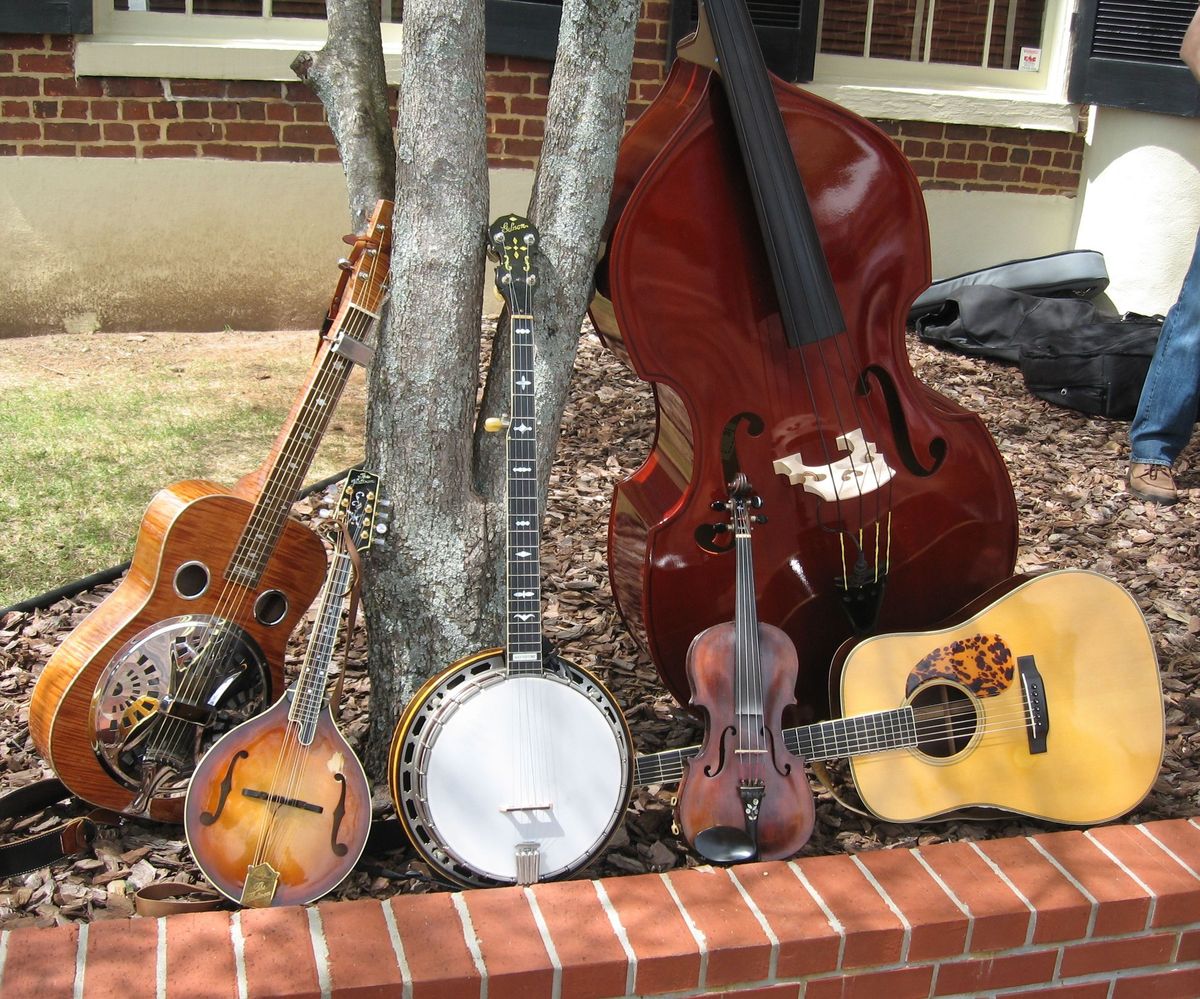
[820,0,1049,71]
[81,0,560,79]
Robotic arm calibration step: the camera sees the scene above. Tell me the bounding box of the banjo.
[387,214,633,888]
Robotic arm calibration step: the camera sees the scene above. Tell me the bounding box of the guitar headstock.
[487,213,539,314]
[341,199,394,316]
[333,468,389,553]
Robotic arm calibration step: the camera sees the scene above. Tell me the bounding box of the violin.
[676,474,815,863]
[591,2,1017,719]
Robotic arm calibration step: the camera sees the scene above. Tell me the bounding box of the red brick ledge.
[2,818,1200,998]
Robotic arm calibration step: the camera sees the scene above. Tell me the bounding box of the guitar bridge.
[1018,655,1050,754]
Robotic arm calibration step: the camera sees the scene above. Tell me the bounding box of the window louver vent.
[1070,0,1200,116]
[1090,0,1194,64]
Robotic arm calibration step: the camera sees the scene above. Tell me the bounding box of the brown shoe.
[1129,463,1178,505]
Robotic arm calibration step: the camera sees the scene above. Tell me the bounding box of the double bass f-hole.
[695,412,765,554]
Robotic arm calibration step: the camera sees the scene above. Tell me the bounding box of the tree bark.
[360,0,493,777]
[291,0,395,230]
[294,0,641,777]
[475,0,641,546]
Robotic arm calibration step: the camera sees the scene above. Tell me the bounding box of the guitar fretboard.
[225,302,380,589]
[631,705,918,786]
[506,312,543,675]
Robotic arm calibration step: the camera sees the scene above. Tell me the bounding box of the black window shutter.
[1069,0,1200,116]
[0,0,92,34]
[485,0,561,61]
[668,0,819,83]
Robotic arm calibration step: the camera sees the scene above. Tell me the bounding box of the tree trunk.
[291,0,394,230]
[475,0,641,510]
[294,0,641,778]
[360,0,493,777]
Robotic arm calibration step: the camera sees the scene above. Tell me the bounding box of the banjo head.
[389,649,633,887]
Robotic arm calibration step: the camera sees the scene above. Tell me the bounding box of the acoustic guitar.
[28,200,393,822]
[387,214,634,888]
[636,570,1163,826]
[185,469,381,908]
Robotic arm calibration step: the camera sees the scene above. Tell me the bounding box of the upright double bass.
[591,2,1018,719]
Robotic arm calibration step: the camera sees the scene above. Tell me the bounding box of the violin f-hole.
[703,724,737,776]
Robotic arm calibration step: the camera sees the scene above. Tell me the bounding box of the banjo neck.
[492,215,544,678]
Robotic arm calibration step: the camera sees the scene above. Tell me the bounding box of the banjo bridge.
[501,802,552,813]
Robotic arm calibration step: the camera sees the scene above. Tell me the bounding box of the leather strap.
[134,881,227,916]
[0,778,98,879]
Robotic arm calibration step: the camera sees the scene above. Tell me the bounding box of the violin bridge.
[514,842,541,886]
[773,428,895,503]
[241,862,280,908]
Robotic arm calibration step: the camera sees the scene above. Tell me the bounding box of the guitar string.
[149,278,378,762]
[139,234,387,784]
[161,234,387,731]
[635,702,1041,783]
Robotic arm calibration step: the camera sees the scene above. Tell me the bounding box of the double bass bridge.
[773,428,895,503]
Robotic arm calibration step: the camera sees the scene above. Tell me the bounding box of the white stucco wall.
[0,157,1101,334]
[1073,106,1200,316]
[0,160,533,336]
[923,189,1079,282]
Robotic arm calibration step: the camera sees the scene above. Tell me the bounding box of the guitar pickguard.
[904,633,1015,699]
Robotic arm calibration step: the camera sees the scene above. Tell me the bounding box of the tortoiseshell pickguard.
[904,634,1015,699]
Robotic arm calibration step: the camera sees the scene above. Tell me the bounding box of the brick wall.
[0,2,1081,196]
[3,819,1200,997]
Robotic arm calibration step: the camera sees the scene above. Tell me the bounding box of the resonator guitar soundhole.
[174,561,210,599]
[254,589,289,627]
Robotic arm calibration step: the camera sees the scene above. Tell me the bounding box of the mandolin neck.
[633,705,918,785]
[288,546,354,744]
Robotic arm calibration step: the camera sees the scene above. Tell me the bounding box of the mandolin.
[185,469,381,908]
[28,200,393,822]
[387,214,634,888]
[636,570,1163,826]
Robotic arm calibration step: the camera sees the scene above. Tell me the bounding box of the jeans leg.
[1130,227,1200,466]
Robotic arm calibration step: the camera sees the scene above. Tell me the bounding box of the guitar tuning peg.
[337,257,352,270]
[375,522,389,536]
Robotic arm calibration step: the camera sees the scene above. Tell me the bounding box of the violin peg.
[754,514,768,525]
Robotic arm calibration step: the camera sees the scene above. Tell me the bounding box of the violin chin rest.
[692,825,758,864]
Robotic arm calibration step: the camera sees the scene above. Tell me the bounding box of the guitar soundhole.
[254,590,289,627]
[174,561,210,599]
[909,681,978,760]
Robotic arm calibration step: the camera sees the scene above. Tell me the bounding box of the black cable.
[0,463,361,618]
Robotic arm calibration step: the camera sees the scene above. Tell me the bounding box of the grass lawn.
[0,329,367,608]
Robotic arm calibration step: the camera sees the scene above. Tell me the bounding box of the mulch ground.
[2,326,1198,927]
